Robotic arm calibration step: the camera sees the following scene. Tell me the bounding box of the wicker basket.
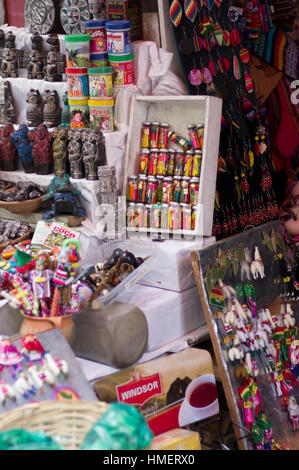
[0,401,109,450]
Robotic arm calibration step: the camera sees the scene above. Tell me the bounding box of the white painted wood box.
[123,95,222,237]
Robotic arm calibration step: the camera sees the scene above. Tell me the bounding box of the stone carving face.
[68,6,80,25]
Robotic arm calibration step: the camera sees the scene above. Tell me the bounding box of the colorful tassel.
[244,71,254,93]
[184,0,198,23]
[170,0,183,27]
[233,55,242,80]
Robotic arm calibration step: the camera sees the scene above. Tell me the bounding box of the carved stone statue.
[0,123,18,171]
[82,129,105,180]
[42,89,61,127]
[46,33,60,52]
[31,32,43,51]
[44,51,62,82]
[5,31,16,49]
[27,51,44,79]
[68,129,84,179]
[53,127,69,177]
[88,0,106,19]
[0,30,5,49]
[1,49,18,78]
[28,124,53,175]
[10,124,34,173]
[26,89,44,127]
[0,81,16,124]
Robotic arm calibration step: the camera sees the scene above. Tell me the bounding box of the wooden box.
[124,95,222,237]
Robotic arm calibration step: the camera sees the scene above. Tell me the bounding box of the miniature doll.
[0,123,18,171]
[29,259,52,317]
[62,239,81,274]
[288,395,299,431]
[10,274,39,317]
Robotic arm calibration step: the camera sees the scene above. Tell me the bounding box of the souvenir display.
[67,129,84,179]
[193,221,299,450]
[24,0,56,35]
[60,0,90,35]
[1,49,18,78]
[126,120,202,233]
[27,51,45,80]
[44,52,63,82]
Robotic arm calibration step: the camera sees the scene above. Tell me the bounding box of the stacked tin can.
[126,121,205,231]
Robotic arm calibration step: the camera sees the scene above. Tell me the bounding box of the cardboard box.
[150,428,201,450]
[124,96,222,237]
[94,348,219,436]
[117,284,206,352]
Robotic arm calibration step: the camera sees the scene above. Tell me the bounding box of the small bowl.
[0,196,43,214]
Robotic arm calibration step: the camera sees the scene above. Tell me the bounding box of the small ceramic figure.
[26,89,44,127]
[10,124,34,173]
[31,32,43,51]
[44,51,62,82]
[1,49,18,78]
[4,31,16,49]
[82,129,106,180]
[46,33,60,52]
[250,246,265,279]
[0,30,5,48]
[0,123,18,171]
[42,89,61,128]
[28,123,53,175]
[61,91,71,127]
[68,129,84,179]
[53,127,69,177]
[27,51,45,80]
[0,81,16,124]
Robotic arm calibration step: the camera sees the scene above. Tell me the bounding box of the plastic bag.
[81,403,153,450]
[0,429,63,450]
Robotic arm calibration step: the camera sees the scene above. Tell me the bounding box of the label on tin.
[111,60,134,85]
[67,74,89,99]
[89,74,113,98]
[90,106,114,132]
[107,30,131,54]
[88,28,107,54]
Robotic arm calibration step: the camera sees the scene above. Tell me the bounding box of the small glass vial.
[127,202,136,227]
[139,148,150,175]
[140,121,151,149]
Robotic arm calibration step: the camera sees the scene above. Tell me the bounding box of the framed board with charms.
[0,328,97,412]
[191,220,299,450]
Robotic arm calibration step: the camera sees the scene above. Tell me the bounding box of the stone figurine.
[28,124,53,175]
[0,30,5,48]
[82,129,106,180]
[4,31,16,49]
[0,123,18,171]
[53,127,69,177]
[68,129,84,179]
[1,49,18,78]
[42,89,61,127]
[27,51,45,80]
[44,52,62,82]
[10,125,34,173]
[31,32,43,51]
[26,89,44,127]
[46,33,60,52]
[0,81,16,124]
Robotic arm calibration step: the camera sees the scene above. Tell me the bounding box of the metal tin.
[140,121,151,149]
[127,175,138,202]
[162,176,173,204]
[150,122,160,149]
[137,174,147,203]
[149,148,159,176]
[157,149,169,176]
[192,150,202,177]
[139,148,150,175]
[189,177,199,206]
[158,123,169,149]
[183,150,194,177]
[180,176,190,204]
[188,124,200,151]
[145,176,157,204]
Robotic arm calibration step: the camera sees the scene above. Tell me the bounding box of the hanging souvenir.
[184,0,198,23]
[60,0,90,34]
[233,56,242,81]
[170,0,183,27]
[244,71,254,94]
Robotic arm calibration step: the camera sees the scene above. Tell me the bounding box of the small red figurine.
[0,123,18,171]
[28,124,53,175]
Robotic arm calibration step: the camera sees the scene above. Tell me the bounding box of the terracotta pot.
[19,314,76,344]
